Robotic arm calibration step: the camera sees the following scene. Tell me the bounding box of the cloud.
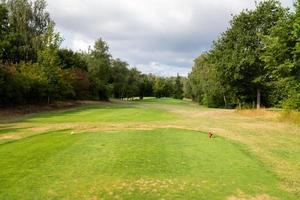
[47,0,294,76]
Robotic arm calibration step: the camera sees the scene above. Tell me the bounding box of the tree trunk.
[223,95,227,108]
[237,98,241,109]
[257,89,261,109]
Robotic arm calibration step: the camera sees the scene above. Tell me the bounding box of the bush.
[283,90,300,111]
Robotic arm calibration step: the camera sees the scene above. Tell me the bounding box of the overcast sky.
[47,0,294,76]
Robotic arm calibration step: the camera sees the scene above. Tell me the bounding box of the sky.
[47,0,294,77]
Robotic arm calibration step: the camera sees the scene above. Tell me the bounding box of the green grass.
[0,129,293,200]
[0,98,299,199]
[141,97,191,105]
[24,106,177,124]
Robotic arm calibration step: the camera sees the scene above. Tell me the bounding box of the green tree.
[139,74,154,99]
[174,74,183,99]
[188,53,228,108]
[0,3,9,61]
[111,58,129,99]
[211,0,286,108]
[4,0,53,62]
[58,49,88,71]
[37,23,74,103]
[261,0,300,109]
[87,38,112,100]
[125,68,141,100]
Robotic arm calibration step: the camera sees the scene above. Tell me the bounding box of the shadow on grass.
[0,127,26,135]
[22,104,174,124]
[0,129,73,146]
[18,104,136,123]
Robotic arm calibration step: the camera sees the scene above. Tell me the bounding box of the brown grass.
[227,190,279,200]
[228,194,278,200]
[235,108,279,119]
[279,110,300,124]
[0,134,21,140]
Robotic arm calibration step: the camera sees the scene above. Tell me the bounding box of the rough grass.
[279,110,300,124]
[235,108,279,120]
[0,98,299,199]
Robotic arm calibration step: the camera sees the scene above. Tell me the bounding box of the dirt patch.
[228,193,278,200]
[94,178,199,198]
[0,134,21,140]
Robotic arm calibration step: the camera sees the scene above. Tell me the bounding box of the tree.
[174,74,183,99]
[111,58,129,99]
[153,77,165,98]
[4,0,53,62]
[0,3,9,61]
[211,0,285,108]
[153,77,174,98]
[125,68,141,100]
[188,53,228,107]
[58,49,88,71]
[37,23,74,103]
[87,38,112,100]
[139,74,154,99]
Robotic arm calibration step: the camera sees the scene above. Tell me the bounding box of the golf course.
[0,98,299,200]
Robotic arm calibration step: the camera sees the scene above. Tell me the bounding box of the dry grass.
[279,110,300,124]
[235,108,280,120]
[228,191,278,200]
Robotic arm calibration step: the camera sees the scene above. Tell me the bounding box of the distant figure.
[208,131,214,138]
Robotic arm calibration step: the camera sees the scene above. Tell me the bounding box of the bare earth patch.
[228,190,278,200]
[0,134,21,140]
[87,178,203,200]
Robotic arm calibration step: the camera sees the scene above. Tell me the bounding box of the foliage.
[187,0,299,110]
[139,74,154,99]
[174,74,184,100]
[3,0,52,62]
[58,49,88,71]
[86,38,112,100]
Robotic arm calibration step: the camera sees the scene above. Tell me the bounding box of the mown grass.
[0,98,299,199]
[24,106,177,123]
[0,129,294,200]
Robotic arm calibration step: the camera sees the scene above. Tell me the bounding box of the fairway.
[0,99,299,200]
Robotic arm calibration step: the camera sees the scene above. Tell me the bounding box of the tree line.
[0,0,184,105]
[186,0,300,110]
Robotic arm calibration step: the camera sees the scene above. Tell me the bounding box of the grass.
[0,98,299,199]
[279,110,300,124]
[24,106,177,123]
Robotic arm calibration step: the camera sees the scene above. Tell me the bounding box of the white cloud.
[69,37,91,52]
[47,0,295,76]
[137,62,190,77]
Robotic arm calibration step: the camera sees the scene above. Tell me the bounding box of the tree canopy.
[186,0,300,110]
